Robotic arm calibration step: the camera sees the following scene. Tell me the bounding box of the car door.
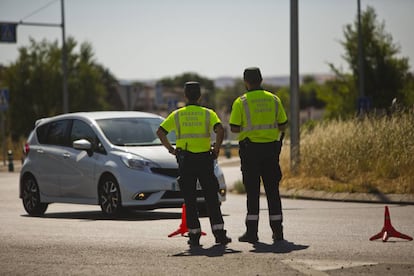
[58,119,100,200]
[35,119,71,197]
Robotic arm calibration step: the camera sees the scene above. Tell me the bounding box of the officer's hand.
[168,147,176,155]
[212,147,220,159]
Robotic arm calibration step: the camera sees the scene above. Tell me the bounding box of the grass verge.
[280,111,414,194]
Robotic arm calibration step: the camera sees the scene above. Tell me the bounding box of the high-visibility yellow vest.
[229,90,287,143]
[160,104,221,153]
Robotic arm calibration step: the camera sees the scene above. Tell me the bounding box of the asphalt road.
[1,171,413,275]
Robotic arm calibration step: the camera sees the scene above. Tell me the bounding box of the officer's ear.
[244,81,250,90]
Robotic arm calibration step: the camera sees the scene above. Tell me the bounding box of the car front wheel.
[22,175,48,216]
[99,176,122,217]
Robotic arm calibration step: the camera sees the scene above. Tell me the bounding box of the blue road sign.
[0,23,17,43]
[0,88,10,111]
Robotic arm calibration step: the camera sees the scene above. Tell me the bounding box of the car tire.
[99,175,122,217]
[21,175,48,216]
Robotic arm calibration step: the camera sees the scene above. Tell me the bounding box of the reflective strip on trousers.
[269,214,283,221]
[188,228,202,234]
[212,224,224,231]
[174,109,210,139]
[240,94,279,132]
[246,214,259,221]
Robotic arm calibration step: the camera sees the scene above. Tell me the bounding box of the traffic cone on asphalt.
[168,203,206,237]
[369,206,413,242]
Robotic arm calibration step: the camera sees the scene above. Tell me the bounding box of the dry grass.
[280,111,414,194]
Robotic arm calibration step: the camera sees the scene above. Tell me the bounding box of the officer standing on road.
[156,81,232,247]
[229,67,288,243]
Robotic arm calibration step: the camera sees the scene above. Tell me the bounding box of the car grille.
[161,190,205,199]
[151,168,179,178]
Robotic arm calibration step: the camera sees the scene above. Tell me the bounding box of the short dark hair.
[243,67,263,85]
[184,81,201,101]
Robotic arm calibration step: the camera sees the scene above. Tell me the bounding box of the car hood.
[122,145,178,168]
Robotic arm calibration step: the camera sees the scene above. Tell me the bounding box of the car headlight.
[120,154,158,171]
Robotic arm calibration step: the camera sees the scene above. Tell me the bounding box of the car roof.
[35,111,164,127]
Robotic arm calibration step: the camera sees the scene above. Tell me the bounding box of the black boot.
[271,222,284,242]
[238,232,258,243]
[187,233,201,247]
[214,230,232,245]
[238,220,258,243]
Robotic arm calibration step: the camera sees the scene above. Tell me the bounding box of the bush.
[281,111,414,194]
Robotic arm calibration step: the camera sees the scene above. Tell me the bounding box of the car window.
[70,119,106,154]
[71,120,96,144]
[97,117,176,146]
[36,124,49,144]
[44,120,71,146]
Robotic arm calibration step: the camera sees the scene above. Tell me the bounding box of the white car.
[19,111,227,216]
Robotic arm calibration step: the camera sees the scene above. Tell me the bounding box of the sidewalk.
[218,156,414,205]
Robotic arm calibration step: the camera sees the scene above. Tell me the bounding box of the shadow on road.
[21,209,185,221]
[250,240,309,254]
[172,244,242,257]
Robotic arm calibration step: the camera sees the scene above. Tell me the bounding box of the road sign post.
[0,88,9,111]
[0,88,9,166]
[0,0,68,113]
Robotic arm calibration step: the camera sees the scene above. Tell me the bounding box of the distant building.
[114,81,185,115]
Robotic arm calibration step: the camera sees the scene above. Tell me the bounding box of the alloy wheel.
[99,176,121,216]
[22,175,48,216]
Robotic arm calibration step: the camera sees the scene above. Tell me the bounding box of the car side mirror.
[73,139,93,156]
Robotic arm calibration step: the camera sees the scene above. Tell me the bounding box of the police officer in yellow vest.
[230,67,288,243]
[156,81,231,247]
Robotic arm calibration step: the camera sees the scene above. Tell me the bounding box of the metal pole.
[127,85,131,111]
[61,0,68,113]
[357,0,365,113]
[18,1,68,113]
[1,112,5,166]
[290,0,300,174]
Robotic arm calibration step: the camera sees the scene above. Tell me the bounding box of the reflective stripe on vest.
[174,109,211,139]
[240,94,279,131]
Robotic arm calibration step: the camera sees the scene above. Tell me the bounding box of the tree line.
[0,6,413,142]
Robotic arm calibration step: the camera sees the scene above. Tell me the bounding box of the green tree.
[300,76,326,109]
[4,37,117,139]
[215,79,245,113]
[316,66,357,119]
[401,72,414,107]
[340,6,411,110]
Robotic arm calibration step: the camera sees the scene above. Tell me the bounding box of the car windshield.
[96,117,176,146]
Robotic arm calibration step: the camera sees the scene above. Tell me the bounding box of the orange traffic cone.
[369,206,413,242]
[168,203,206,237]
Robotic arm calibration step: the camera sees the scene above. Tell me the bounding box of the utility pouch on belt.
[175,148,185,167]
[210,143,217,159]
[239,137,251,149]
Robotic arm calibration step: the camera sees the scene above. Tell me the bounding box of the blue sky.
[1,0,413,80]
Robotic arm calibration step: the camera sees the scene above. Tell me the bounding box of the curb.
[218,157,414,205]
[280,188,414,205]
